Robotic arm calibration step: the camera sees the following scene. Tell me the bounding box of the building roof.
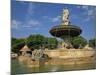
[20,45,31,51]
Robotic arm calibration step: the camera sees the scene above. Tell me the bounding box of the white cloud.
[20,1,28,5]
[42,15,61,23]
[85,9,95,22]
[22,3,41,29]
[76,5,95,22]
[82,6,89,9]
[42,16,50,19]
[52,16,61,22]
[11,19,41,29]
[26,3,35,20]
[76,5,89,10]
[87,9,95,16]
[25,19,41,28]
[79,5,95,17]
[18,2,41,29]
[28,3,34,15]
[22,25,32,28]
[20,19,41,29]
[11,20,22,29]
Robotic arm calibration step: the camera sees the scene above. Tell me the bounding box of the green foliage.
[27,34,45,49]
[71,36,87,49]
[11,38,25,53]
[89,38,96,48]
[11,34,58,53]
[27,34,58,49]
[12,34,89,51]
[45,37,58,49]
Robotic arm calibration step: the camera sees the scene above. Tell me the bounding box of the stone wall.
[44,49,96,59]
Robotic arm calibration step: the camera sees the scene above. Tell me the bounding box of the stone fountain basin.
[50,25,82,37]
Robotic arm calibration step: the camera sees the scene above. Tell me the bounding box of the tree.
[89,38,96,48]
[27,34,45,49]
[11,37,25,53]
[46,37,58,49]
[11,34,58,52]
[71,36,87,49]
[27,34,58,49]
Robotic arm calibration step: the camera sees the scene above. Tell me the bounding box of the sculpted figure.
[62,8,69,25]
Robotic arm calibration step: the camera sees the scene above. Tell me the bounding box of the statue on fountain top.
[62,8,69,25]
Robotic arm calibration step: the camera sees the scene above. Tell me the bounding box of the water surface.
[11,59,96,75]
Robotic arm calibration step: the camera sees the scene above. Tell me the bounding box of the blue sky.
[11,1,96,40]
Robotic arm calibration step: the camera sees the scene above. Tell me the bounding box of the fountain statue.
[50,8,82,48]
[62,8,69,25]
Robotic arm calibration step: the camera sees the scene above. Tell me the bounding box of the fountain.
[50,8,82,48]
[17,8,95,70]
